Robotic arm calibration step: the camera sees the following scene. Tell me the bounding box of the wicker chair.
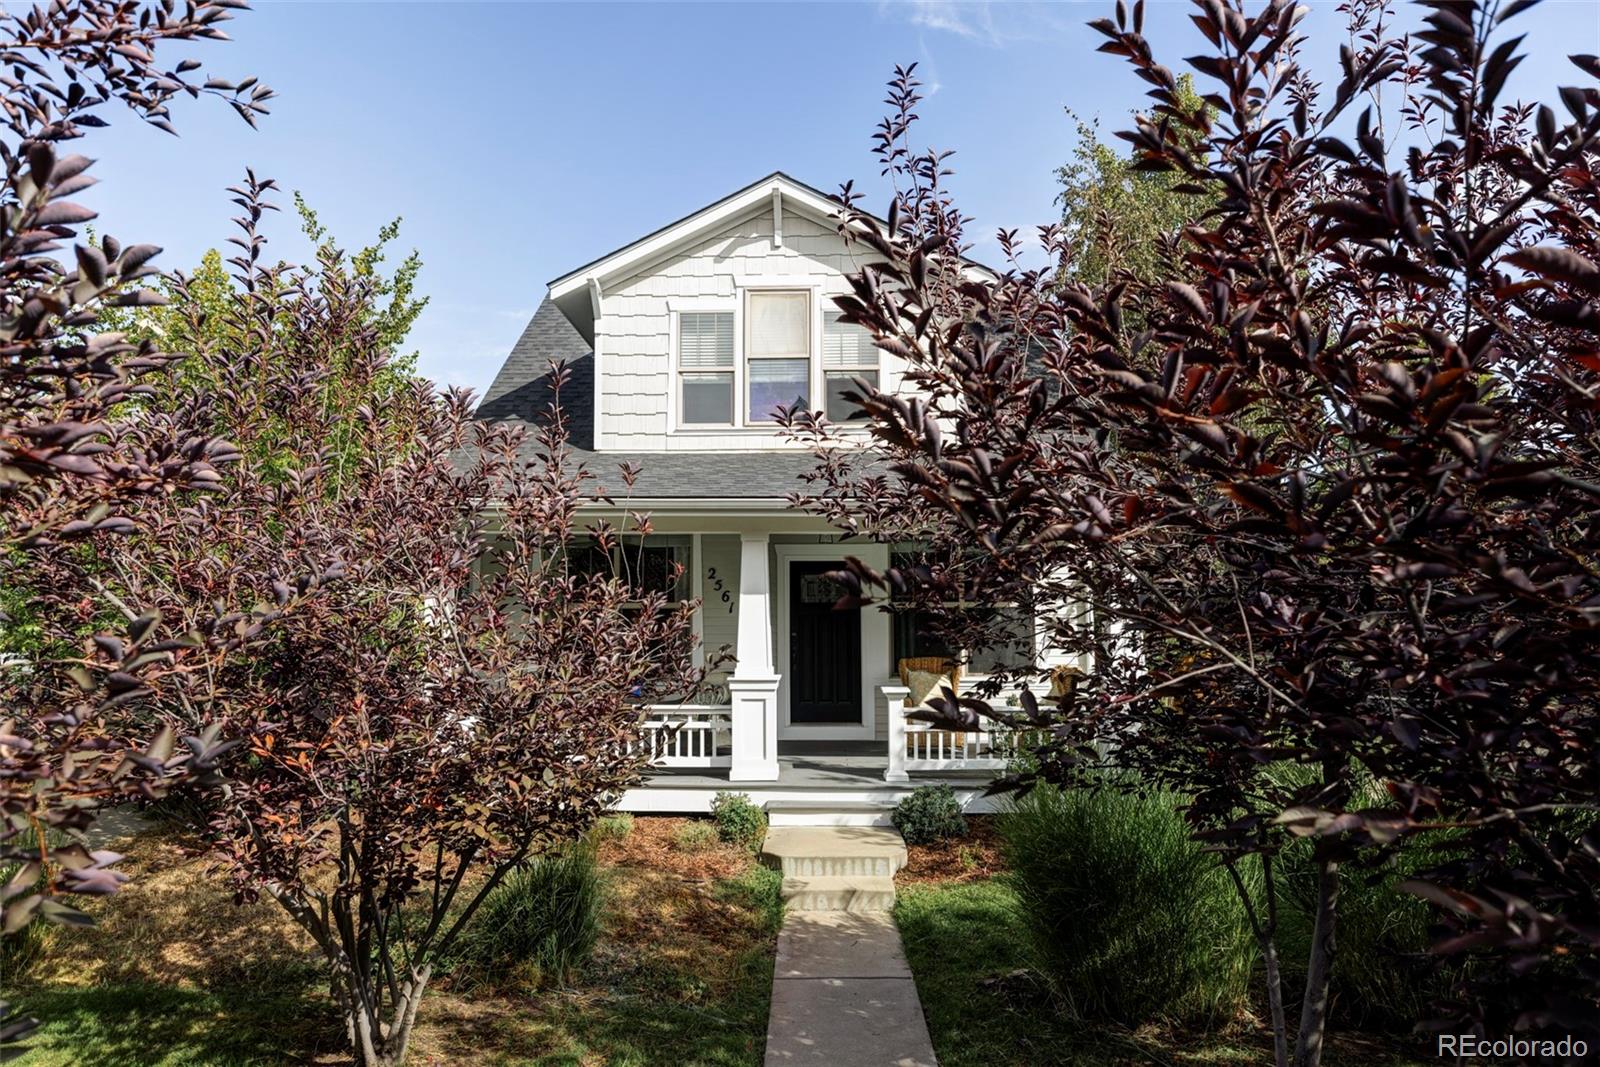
[897,656,965,748]
[897,655,962,704]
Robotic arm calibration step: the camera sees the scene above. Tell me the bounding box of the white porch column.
[881,684,911,783]
[728,532,779,781]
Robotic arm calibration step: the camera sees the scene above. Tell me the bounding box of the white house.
[475,173,1083,823]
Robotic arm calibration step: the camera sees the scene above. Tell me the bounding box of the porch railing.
[633,705,733,768]
[881,684,1039,781]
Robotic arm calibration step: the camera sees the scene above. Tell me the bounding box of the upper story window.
[678,311,735,425]
[822,312,879,422]
[746,290,810,423]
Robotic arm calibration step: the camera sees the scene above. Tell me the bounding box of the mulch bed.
[598,814,1006,886]
[895,816,1006,885]
[595,815,755,882]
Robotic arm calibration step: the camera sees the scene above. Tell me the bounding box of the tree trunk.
[1292,855,1339,1067]
[1261,929,1290,1067]
[1226,857,1290,1067]
[339,965,432,1067]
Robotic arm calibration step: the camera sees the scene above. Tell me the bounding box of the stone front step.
[780,874,898,913]
[764,800,895,828]
[763,826,908,914]
[779,855,897,877]
[760,826,909,879]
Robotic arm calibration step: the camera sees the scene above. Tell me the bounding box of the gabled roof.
[473,297,819,500]
[547,171,848,343]
[547,170,997,344]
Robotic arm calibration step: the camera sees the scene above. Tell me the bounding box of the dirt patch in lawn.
[28,829,319,990]
[16,817,778,1067]
[595,814,755,881]
[896,816,1006,885]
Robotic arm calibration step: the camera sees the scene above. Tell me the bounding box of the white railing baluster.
[636,704,733,769]
[882,694,1037,775]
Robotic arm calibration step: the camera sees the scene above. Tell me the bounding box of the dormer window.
[822,312,879,422]
[678,311,735,425]
[746,290,810,423]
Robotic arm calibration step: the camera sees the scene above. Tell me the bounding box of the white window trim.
[743,285,814,426]
[822,309,882,424]
[666,285,879,438]
[668,298,738,432]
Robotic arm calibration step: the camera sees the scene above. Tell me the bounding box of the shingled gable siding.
[597,207,892,452]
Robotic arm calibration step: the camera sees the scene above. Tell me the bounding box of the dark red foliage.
[0,0,273,929]
[790,3,1600,1064]
[0,0,276,1049]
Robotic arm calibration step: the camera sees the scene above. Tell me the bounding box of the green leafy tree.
[1056,75,1209,285]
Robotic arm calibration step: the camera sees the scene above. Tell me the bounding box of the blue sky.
[80,1,1598,398]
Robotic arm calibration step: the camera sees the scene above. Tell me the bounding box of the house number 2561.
[705,567,734,612]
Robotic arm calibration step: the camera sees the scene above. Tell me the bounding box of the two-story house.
[475,173,1082,823]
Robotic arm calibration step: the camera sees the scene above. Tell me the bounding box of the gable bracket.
[588,277,603,321]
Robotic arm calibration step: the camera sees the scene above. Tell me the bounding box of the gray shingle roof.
[471,298,819,500]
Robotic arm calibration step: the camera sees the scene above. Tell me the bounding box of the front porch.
[617,741,1010,824]
[583,513,1076,821]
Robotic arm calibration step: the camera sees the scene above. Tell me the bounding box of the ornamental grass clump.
[1000,783,1255,1027]
[450,845,605,991]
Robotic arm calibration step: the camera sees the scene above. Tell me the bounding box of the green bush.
[451,844,604,990]
[1000,782,1254,1027]
[710,792,766,850]
[1261,761,1465,1031]
[892,784,967,846]
[1277,829,1464,1031]
[592,813,634,842]
[673,820,718,852]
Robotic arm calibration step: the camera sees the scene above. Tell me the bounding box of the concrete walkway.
[762,910,939,1067]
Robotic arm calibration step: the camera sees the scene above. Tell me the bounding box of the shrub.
[673,820,718,852]
[592,813,634,842]
[1278,831,1463,1031]
[892,785,967,846]
[451,844,604,990]
[1000,783,1254,1026]
[710,792,766,850]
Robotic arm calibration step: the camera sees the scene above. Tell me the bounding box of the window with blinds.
[678,311,734,425]
[822,312,879,422]
[747,290,809,423]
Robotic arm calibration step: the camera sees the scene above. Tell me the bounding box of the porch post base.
[728,675,781,782]
[880,683,912,785]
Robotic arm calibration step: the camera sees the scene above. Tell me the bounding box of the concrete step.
[765,800,895,827]
[761,826,909,879]
[781,874,898,913]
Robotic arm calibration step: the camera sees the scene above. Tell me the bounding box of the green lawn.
[895,879,1430,1067]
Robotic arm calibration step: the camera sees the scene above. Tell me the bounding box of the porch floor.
[641,740,937,790]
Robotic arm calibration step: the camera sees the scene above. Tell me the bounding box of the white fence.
[634,705,733,768]
[880,684,1038,781]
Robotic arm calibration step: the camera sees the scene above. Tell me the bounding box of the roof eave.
[545,170,1001,344]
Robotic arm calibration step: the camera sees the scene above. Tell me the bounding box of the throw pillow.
[905,668,953,709]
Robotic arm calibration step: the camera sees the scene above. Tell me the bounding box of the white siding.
[595,207,900,451]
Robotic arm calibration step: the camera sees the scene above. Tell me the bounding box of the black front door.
[789,561,862,724]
